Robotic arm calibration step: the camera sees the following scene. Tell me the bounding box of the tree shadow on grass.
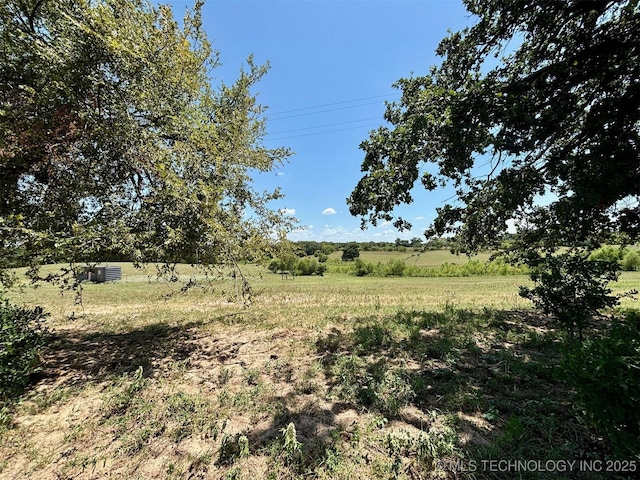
[314,307,611,478]
[241,396,348,473]
[36,320,208,389]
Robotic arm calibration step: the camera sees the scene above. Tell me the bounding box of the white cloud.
[380,220,391,227]
[318,225,367,241]
[280,208,296,216]
[373,229,398,239]
[322,207,337,215]
[415,216,424,220]
[287,225,314,241]
[277,172,285,176]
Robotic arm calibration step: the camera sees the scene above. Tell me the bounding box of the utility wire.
[267,123,383,141]
[267,93,398,116]
[268,100,393,120]
[267,116,382,136]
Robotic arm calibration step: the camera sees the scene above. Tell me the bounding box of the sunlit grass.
[327,249,493,266]
[1,261,638,479]
[8,262,638,330]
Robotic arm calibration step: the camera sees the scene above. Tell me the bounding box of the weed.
[297,361,322,394]
[218,367,232,385]
[329,354,365,404]
[119,423,162,456]
[384,425,459,475]
[102,366,147,417]
[216,433,249,466]
[164,391,221,441]
[23,386,77,415]
[281,422,303,465]
[0,405,12,434]
[271,360,295,382]
[243,367,261,386]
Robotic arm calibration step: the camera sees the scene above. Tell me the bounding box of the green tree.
[0,0,292,296]
[348,0,639,328]
[348,0,639,253]
[341,243,360,262]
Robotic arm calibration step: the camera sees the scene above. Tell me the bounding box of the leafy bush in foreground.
[0,294,49,401]
[520,254,620,340]
[560,311,640,458]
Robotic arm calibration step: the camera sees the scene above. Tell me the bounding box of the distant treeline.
[290,237,458,257]
[334,258,530,278]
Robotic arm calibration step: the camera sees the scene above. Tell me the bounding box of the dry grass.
[1,264,638,479]
[328,249,493,266]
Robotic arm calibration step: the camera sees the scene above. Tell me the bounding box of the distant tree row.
[289,237,462,258]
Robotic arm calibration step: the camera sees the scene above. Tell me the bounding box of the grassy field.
[1,260,639,479]
[327,249,494,267]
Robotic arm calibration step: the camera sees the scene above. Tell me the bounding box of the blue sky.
[172,0,475,242]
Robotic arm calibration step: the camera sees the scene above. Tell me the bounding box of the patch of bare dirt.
[0,321,372,479]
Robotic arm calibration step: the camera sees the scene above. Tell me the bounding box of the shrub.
[0,294,49,401]
[621,250,640,271]
[295,258,318,276]
[560,312,640,457]
[589,245,625,263]
[384,259,406,276]
[519,253,620,339]
[267,259,281,273]
[353,258,373,276]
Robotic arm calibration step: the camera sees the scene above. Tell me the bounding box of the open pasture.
[327,249,494,267]
[1,264,638,479]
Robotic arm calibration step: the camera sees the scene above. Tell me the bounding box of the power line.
[267,116,382,135]
[267,93,398,116]
[268,100,394,120]
[267,122,384,141]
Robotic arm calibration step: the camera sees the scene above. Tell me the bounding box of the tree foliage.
[560,312,640,457]
[0,0,292,294]
[341,243,360,262]
[0,293,49,401]
[519,253,621,340]
[348,0,639,253]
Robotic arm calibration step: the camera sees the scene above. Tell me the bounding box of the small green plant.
[0,294,49,401]
[102,366,147,417]
[280,422,303,465]
[218,367,232,385]
[243,368,260,386]
[330,354,366,404]
[298,361,322,394]
[329,354,414,417]
[216,433,249,465]
[384,427,459,475]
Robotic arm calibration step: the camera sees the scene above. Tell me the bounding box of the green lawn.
[327,249,494,266]
[1,263,638,479]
